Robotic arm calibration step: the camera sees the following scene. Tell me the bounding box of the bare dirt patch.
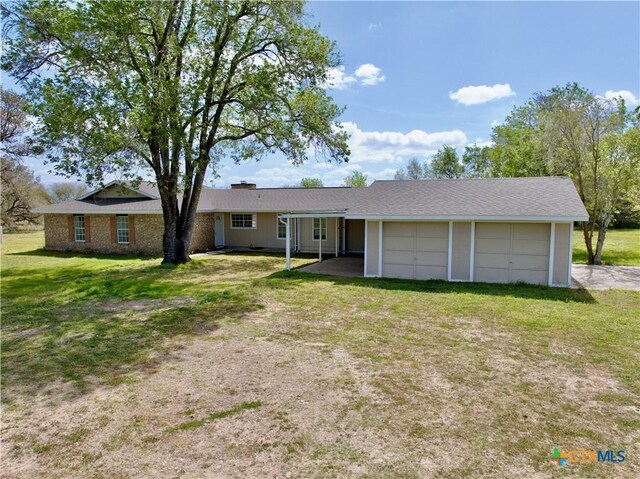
[2,330,406,478]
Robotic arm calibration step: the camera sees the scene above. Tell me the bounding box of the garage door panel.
[383,263,414,279]
[510,269,546,285]
[474,238,511,254]
[415,265,447,280]
[416,222,447,238]
[382,222,449,280]
[384,222,415,237]
[416,251,448,267]
[475,252,510,269]
[382,221,552,286]
[384,250,414,265]
[512,239,549,255]
[475,267,509,284]
[383,236,414,251]
[473,222,551,285]
[415,237,448,252]
[511,254,548,271]
[512,223,549,240]
[476,223,510,239]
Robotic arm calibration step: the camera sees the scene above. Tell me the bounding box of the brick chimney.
[230,181,257,189]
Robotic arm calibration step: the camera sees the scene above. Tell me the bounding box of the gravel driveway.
[571,264,640,290]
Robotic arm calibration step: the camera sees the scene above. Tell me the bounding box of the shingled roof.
[199,186,368,212]
[347,176,589,220]
[35,176,588,221]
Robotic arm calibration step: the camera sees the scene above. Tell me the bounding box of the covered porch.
[298,256,364,277]
[279,212,364,272]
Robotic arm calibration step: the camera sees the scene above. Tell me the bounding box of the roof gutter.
[34,209,163,215]
[345,214,589,222]
[278,211,347,219]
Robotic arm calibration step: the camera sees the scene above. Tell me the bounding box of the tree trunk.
[581,221,595,264]
[160,180,202,265]
[161,207,190,264]
[592,211,612,265]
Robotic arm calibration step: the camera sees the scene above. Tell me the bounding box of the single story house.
[35,176,589,287]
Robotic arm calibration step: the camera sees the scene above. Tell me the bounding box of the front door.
[214,214,224,248]
[345,219,365,253]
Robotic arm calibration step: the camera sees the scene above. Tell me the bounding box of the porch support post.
[378,221,383,277]
[548,222,556,286]
[469,221,476,282]
[447,221,453,282]
[318,218,322,263]
[364,219,368,276]
[341,217,346,253]
[335,217,339,257]
[285,217,291,271]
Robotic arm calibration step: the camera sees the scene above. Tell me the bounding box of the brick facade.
[190,212,215,253]
[43,213,215,256]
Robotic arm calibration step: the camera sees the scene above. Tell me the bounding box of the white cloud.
[354,63,385,86]
[326,63,385,90]
[604,90,639,106]
[449,83,516,105]
[326,66,357,90]
[368,167,397,180]
[368,23,381,31]
[218,162,402,188]
[341,121,467,164]
[217,162,363,188]
[212,121,469,188]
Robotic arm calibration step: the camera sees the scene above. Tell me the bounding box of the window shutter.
[85,216,91,243]
[110,216,117,243]
[128,215,136,244]
[68,215,74,242]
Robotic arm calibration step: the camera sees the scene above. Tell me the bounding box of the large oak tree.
[2,0,349,263]
[468,83,640,264]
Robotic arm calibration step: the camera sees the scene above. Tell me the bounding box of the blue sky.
[213,0,640,188]
[10,1,640,187]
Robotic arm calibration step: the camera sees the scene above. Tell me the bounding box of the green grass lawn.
[2,232,639,478]
[573,228,640,265]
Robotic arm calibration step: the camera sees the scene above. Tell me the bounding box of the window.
[313,218,327,241]
[277,220,287,240]
[73,215,85,242]
[116,215,129,244]
[231,213,256,229]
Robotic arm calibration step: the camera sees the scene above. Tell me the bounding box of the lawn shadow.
[266,270,597,303]
[6,247,158,261]
[2,259,263,400]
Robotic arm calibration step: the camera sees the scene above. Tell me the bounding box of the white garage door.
[474,223,549,285]
[382,222,448,280]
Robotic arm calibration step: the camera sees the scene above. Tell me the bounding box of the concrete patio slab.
[571,265,640,291]
[298,256,364,277]
[201,250,639,291]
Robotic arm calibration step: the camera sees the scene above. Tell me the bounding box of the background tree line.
[394,83,640,264]
[1,87,87,230]
[298,170,367,188]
